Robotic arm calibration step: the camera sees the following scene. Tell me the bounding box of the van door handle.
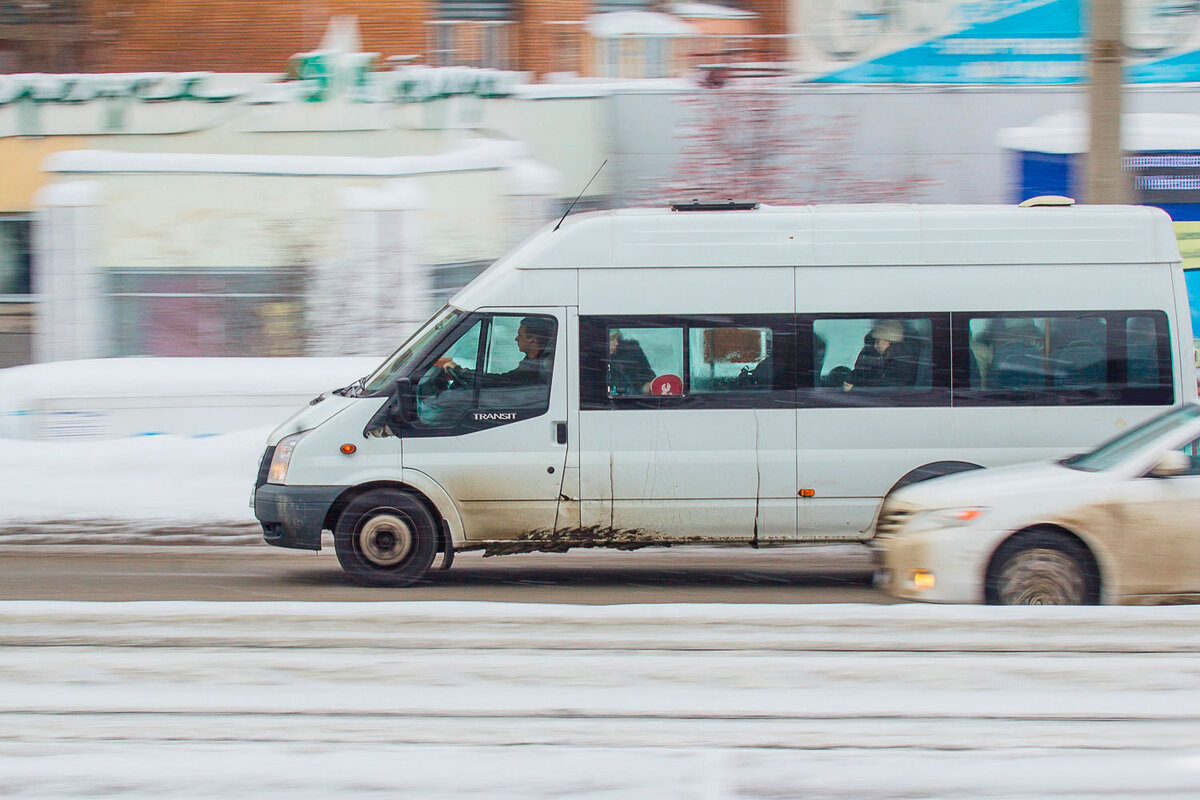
[554,421,567,445]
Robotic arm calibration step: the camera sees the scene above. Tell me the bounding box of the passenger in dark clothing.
[607,329,656,396]
[844,319,918,390]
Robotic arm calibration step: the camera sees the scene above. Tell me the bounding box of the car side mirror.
[363,377,415,438]
[1149,450,1191,478]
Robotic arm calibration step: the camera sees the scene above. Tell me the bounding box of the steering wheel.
[433,364,467,394]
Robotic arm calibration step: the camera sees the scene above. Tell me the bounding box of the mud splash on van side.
[473,526,738,557]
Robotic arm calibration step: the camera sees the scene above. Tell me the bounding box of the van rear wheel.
[334,489,437,587]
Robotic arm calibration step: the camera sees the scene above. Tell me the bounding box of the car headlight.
[909,506,990,532]
[267,431,308,485]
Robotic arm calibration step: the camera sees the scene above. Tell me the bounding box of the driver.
[435,317,555,387]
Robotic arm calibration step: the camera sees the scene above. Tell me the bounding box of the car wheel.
[985,530,1099,605]
[334,489,437,587]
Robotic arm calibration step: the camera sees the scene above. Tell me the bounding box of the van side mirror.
[363,377,415,438]
[1149,450,1191,478]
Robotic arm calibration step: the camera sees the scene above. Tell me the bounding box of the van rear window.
[952,311,1172,406]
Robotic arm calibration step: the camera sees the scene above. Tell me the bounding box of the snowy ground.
[4,601,1200,799]
[0,428,268,543]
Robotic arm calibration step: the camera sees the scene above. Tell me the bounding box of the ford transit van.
[254,201,1195,586]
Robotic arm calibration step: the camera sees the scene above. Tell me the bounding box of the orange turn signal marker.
[340,443,357,455]
[799,489,816,498]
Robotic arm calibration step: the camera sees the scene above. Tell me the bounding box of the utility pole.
[1085,0,1132,204]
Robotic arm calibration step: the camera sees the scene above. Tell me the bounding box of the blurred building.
[0,0,787,79]
[0,20,609,363]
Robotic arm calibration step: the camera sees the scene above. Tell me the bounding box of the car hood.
[266,394,360,446]
[890,459,1102,510]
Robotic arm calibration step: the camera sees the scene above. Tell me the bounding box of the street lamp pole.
[1085,0,1132,204]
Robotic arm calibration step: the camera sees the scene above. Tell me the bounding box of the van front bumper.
[254,484,343,551]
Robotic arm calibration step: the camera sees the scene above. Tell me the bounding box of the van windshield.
[1062,404,1200,472]
[360,307,463,395]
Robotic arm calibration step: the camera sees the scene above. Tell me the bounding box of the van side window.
[580,315,796,410]
[412,313,557,430]
[608,326,684,397]
[1126,316,1162,388]
[954,311,1172,406]
[689,326,774,393]
[812,317,934,395]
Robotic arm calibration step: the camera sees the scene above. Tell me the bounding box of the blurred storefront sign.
[998,111,1200,219]
[0,73,243,106]
[807,0,1200,84]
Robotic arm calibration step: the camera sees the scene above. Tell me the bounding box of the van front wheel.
[334,489,437,587]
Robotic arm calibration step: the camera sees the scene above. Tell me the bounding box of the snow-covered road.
[4,601,1200,798]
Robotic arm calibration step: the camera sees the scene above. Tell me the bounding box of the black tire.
[984,529,1100,605]
[334,489,438,587]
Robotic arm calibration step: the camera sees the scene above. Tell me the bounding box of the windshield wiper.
[333,376,366,398]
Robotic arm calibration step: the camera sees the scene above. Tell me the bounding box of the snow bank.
[0,427,268,536]
[0,357,379,439]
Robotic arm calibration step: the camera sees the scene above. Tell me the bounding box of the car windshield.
[359,306,462,395]
[1062,404,1200,472]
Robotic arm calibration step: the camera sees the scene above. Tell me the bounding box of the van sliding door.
[576,312,798,543]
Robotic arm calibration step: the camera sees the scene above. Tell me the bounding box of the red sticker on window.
[650,374,683,395]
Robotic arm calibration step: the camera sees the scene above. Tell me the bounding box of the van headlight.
[268,431,308,485]
[909,507,990,532]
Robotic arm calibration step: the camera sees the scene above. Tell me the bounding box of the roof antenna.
[554,159,607,231]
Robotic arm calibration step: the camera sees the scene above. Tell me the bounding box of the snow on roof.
[32,180,101,207]
[338,179,430,211]
[515,78,692,99]
[41,138,530,178]
[669,2,756,19]
[585,11,698,37]
[505,158,561,195]
[997,111,1200,154]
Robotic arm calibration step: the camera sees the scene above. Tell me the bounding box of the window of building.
[0,217,32,295]
[106,268,305,357]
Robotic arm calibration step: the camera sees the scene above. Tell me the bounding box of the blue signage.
[811,0,1200,84]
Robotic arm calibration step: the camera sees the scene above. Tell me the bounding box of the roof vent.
[1018,195,1076,207]
[671,199,760,212]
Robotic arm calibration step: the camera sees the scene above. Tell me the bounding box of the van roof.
[508,204,1179,269]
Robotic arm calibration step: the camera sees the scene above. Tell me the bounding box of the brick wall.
[3,0,790,78]
[742,0,789,59]
[86,1,431,73]
[516,0,589,77]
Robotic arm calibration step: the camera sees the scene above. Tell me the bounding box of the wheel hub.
[358,513,414,567]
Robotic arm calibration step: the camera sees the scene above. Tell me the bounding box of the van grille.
[256,446,275,488]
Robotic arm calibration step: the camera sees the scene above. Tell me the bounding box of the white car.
[876,404,1200,605]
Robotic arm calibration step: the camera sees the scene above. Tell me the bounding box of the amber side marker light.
[799,489,816,497]
[340,443,357,455]
[910,570,936,590]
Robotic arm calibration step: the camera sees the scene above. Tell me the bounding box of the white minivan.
[253,201,1196,586]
